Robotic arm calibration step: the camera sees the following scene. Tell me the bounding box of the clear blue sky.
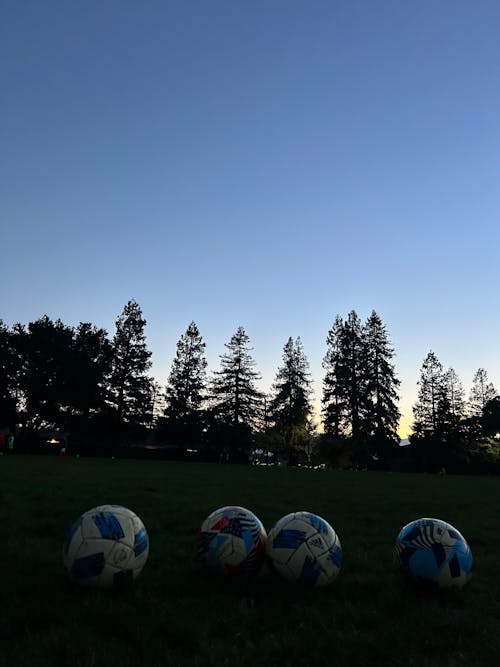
[2,1,499,436]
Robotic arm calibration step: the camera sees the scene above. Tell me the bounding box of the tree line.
[0,299,498,471]
[411,352,499,472]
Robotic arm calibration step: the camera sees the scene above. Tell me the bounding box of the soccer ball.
[394,517,473,589]
[63,505,149,589]
[266,511,342,587]
[198,506,267,577]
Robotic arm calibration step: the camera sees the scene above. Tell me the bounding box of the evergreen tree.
[444,367,466,426]
[412,351,453,470]
[363,310,401,459]
[269,336,313,455]
[469,368,497,418]
[322,315,347,438]
[412,351,447,438]
[322,311,401,467]
[322,311,366,439]
[210,326,263,431]
[0,320,19,429]
[481,396,500,437]
[108,300,153,428]
[164,321,207,444]
[340,311,367,439]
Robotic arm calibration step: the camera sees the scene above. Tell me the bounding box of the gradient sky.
[2,1,499,437]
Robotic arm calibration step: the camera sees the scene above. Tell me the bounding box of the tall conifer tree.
[269,336,313,450]
[210,327,263,431]
[108,300,153,426]
[412,351,447,438]
[469,368,496,418]
[339,311,367,439]
[0,320,19,428]
[322,315,347,438]
[363,310,401,449]
[322,311,366,438]
[165,321,207,443]
[444,367,466,426]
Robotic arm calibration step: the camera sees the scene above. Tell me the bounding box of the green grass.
[0,456,499,667]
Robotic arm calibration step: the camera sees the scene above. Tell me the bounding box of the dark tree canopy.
[210,326,263,431]
[164,321,207,444]
[363,310,401,459]
[0,319,20,428]
[322,311,400,466]
[13,317,76,428]
[1,301,498,470]
[469,368,497,418]
[269,336,313,453]
[322,315,346,438]
[412,351,447,438]
[107,300,153,427]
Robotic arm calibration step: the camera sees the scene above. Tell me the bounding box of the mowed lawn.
[0,456,499,667]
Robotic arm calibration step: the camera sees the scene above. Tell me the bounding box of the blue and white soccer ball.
[63,505,149,589]
[266,511,342,587]
[198,506,267,577]
[394,517,473,589]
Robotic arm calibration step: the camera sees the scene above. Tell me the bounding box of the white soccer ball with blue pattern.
[266,511,342,587]
[63,505,149,589]
[394,517,473,589]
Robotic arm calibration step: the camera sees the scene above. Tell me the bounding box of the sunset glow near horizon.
[1,1,499,441]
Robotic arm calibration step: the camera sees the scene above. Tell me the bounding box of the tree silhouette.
[469,368,497,419]
[412,352,447,437]
[0,320,19,429]
[411,351,460,470]
[209,327,263,453]
[322,315,347,438]
[70,322,112,418]
[444,367,466,427]
[164,321,207,445]
[13,316,75,429]
[107,300,153,430]
[269,336,313,458]
[363,310,401,463]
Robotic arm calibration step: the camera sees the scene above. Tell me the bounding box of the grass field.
[1,456,499,667]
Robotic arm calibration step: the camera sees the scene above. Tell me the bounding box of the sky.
[1,1,499,438]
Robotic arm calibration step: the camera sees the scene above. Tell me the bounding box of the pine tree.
[0,320,19,429]
[341,311,367,439]
[322,311,401,467]
[164,321,207,444]
[323,311,366,439]
[412,351,455,470]
[363,310,401,455]
[322,315,347,438]
[269,337,313,454]
[412,351,447,438]
[444,367,466,426]
[469,368,497,418]
[210,326,263,431]
[108,300,153,427]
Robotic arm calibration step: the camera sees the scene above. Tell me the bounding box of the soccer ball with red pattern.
[198,506,267,577]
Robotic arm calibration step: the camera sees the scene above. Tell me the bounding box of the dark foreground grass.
[0,456,499,667]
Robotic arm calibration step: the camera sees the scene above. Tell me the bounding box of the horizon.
[2,1,499,440]
[2,303,495,440]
